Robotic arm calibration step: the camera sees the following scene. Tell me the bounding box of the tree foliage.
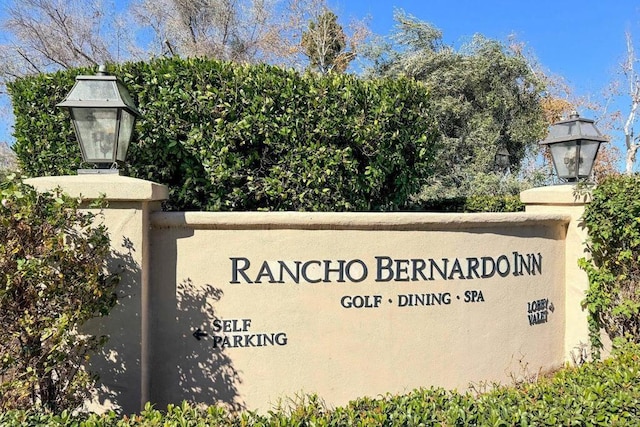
[301,10,352,74]
[131,0,276,62]
[367,11,547,200]
[8,57,439,211]
[0,0,369,79]
[0,176,118,412]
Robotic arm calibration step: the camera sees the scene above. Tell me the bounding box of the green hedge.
[580,174,640,359]
[8,58,439,212]
[411,194,524,213]
[2,346,640,426]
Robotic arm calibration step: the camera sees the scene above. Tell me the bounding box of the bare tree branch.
[0,0,127,79]
[623,30,640,174]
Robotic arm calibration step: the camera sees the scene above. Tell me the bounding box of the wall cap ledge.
[152,211,571,231]
[25,175,169,202]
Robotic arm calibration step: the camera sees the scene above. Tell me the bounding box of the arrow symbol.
[192,328,208,341]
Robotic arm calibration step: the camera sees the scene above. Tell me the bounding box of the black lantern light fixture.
[539,111,606,182]
[495,146,511,172]
[57,65,140,174]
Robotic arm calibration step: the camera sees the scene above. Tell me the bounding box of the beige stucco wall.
[149,212,569,412]
[521,185,599,360]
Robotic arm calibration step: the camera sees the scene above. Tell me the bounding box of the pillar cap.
[25,175,169,202]
[520,184,591,206]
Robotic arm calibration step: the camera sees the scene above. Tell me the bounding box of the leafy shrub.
[407,171,534,212]
[2,345,640,425]
[580,174,640,359]
[464,194,524,212]
[0,175,118,412]
[8,57,439,212]
[411,194,524,213]
[407,172,527,212]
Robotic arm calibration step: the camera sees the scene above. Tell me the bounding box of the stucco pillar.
[25,175,168,414]
[520,185,593,362]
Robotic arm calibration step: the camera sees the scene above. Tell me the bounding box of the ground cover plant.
[1,344,639,426]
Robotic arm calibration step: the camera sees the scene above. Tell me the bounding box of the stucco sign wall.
[148,212,567,412]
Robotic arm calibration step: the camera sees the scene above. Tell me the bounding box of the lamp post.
[57,65,140,174]
[539,112,606,183]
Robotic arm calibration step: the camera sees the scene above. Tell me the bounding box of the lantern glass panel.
[71,107,118,163]
[549,141,579,179]
[116,110,135,162]
[548,140,600,180]
[577,140,601,177]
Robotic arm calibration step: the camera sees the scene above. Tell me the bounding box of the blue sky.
[334,0,640,97]
[3,0,640,167]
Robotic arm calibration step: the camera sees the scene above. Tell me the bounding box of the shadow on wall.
[85,236,142,414]
[174,279,243,411]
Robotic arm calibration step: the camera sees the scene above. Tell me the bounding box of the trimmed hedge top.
[9,58,439,212]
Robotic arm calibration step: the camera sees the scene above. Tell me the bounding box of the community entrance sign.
[149,212,566,411]
[26,176,589,415]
